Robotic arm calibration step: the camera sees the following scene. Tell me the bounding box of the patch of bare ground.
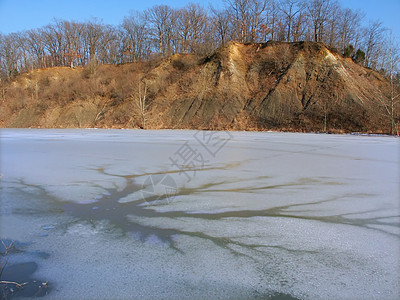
[0,42,398,133]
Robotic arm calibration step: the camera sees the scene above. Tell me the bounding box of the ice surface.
[0,129,399,299]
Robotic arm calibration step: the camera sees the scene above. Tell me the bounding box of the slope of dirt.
[0,41,395,133]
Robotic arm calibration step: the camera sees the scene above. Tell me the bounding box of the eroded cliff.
[0,41,395,133]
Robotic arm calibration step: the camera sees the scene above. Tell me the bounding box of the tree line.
[0,0,398,80]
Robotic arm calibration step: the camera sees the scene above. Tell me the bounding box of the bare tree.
[378,31,400,135]
[0,33,22,79]
[132,82,150,129]
[176,3,208,53]
[42,23,64,67]
[25,29,47,69]
[291,5,307,42]
[145,5,174,56]
[279,0,302,42]
[306,0,333,43]
[338,8,364,53]
[0,34,4,79]
[177,7,191,53]
[324,1,340,47]
[262,0,279,41]
[167,10,181,55]
[225,0,249,42]
[248,0,269,42]
[210,7,232,46]
[1,0,399,80]
[58,20,84,68]
[121,11,149,62]
[83,19,105,65]
[363,20,386,69]
[388,33,400,135]
[97,25,119,64]
[16,33,31,72]
[225,0,268,42]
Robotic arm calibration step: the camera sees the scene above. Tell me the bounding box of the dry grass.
[0,42,397,133]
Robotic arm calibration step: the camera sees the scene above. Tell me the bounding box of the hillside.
[0,41,396,133]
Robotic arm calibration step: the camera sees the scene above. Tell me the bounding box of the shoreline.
[1,127,397,137]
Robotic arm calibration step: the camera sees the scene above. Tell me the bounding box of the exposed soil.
[0,41,396,133]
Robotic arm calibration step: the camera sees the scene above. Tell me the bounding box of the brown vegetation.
[0,41,398,133]
[1,0,397,80]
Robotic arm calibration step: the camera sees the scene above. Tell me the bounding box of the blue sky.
[0,0,399,38]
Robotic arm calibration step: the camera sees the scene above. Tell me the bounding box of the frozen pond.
[0,129,399,299]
